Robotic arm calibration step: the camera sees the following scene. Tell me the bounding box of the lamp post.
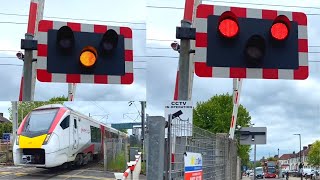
[293,133,302,180]
[278,148,281,178]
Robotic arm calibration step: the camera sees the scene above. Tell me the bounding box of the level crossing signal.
[194,4,308,80]
[37,20,134,84]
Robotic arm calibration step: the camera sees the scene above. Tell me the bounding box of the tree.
[8,96,68,124]
[307,140,320,168]
[0,122,12,138]
[193,93,252,166]
[119,129,128,133]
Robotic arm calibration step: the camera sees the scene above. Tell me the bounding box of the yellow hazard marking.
[19,134,47,148]
[58,174,115,180]
[15,172,29,176]
[0,172,12,175]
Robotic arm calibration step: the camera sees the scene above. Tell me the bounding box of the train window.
[74,119,77,129]
[60,115,70,130]
[90,126,101,142]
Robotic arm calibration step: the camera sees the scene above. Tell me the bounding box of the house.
[0,113,10,123]
[286,144,318,170]
[279,154,293,171]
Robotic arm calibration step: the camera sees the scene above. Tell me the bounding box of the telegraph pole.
[12,102,18,144]
[140,101,146,143]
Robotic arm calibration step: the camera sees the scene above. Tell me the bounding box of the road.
[0,165,147,180]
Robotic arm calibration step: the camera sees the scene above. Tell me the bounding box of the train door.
[72,115,79,150]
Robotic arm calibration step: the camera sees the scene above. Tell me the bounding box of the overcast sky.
[0,0,146,101]
[146,0,320,160]
[0,0,319,162]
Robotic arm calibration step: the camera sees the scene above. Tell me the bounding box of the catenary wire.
[0,12,145,25]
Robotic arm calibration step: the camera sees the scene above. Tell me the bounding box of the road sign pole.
[177,20,192,101]
[20,0,45,101]
[174,0,202,100]
[22,33,34,101]
[254,144,256,180]
[167,114,173,180]
[12,101,18,144]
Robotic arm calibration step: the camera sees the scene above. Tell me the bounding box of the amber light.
[218,11,239,38]
[80,46,97,68]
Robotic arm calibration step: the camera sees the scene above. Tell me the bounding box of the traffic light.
[37,20,133,84]
[194,4,308,80]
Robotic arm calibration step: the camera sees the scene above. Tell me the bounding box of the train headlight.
[16,135,19,145]
[42,134,52,145]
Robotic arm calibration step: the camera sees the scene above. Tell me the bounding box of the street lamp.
[293,133,302,180]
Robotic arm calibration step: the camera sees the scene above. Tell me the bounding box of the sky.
[146,0,320,160]
[0,0,319,162]
[0,0,146,101]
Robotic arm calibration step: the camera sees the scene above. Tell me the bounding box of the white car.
[303,168,315,176]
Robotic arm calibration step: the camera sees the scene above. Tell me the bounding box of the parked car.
[256,167,264,179]
[303,168,315,177]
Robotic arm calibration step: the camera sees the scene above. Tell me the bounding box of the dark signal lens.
[56,26,75,51]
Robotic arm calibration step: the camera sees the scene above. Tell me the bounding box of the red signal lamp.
[270,15,290,41]
[218,11,239,39]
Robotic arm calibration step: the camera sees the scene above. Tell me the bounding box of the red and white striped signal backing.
[194,4,308,80]
[37,20,134,84]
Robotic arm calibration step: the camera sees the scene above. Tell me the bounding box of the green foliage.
[267,157,277,161]
[119,129,128,133]
[8,96,67,124]
[193,93,252,166]
[0,122,12,138]
[107,151,127,172]
[141,161,146,175]
[307,140,320,168]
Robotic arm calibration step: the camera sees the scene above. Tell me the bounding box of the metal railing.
[167,117,238,180]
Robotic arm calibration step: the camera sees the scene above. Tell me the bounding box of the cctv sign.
[165,101,193,137]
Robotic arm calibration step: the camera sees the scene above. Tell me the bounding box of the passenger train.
[13,104,127,168]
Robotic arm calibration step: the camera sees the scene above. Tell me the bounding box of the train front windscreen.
[21,109,58,136]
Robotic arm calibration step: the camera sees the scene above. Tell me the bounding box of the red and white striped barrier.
[118,152,142,180]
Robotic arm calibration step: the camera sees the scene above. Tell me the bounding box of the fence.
[104,137,129,172]
[0,142,13,164]
[146,116,240,180]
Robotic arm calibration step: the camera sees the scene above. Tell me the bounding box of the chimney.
[308,144,312,149]
[293,151,295,154]
[0,113,3,117]
[303,146,307,150]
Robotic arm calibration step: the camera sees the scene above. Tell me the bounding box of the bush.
[107,151,127,172]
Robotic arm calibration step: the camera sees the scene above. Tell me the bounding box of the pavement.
[241,176,306,180]
[0,165,147,180]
